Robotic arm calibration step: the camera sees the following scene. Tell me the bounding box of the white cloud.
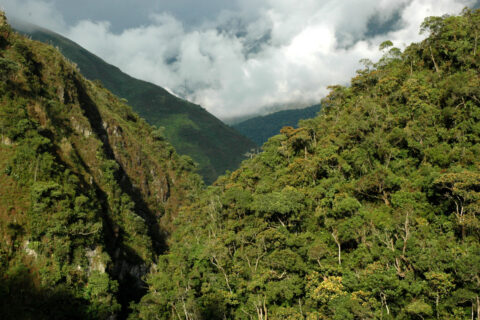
[0,0,65,31]
[0,0,475,120]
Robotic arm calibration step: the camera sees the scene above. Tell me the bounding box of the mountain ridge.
[133,8,480,319]
[14,23,255,184]
[233,104,321,145]
[0,13,202,318]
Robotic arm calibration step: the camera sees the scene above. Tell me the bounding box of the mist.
[1,0,476,120]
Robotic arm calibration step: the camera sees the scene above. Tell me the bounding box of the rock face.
[1,136,12,145]
[86,247,106,274]
[23,241,38,259]
[0,12,202,319]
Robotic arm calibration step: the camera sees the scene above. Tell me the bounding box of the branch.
[210,255,233,293]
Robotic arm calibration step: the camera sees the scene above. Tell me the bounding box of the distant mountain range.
[16,24,255,184]
[233,104,321,146]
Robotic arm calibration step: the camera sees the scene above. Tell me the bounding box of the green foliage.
[379,40,394,51]
[405,300,433,318]
[0,57,19,81]
[0,262,92,320]
[0,13,202,319]
[84,271,121,318]
[134,9,480,319]
[3,7,480,320]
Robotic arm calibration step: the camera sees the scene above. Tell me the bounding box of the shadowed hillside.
[233,104,321,145]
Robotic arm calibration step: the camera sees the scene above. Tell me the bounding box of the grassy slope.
[233,104,321,145]
[19,26,255,184]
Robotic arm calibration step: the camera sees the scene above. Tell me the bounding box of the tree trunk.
[33,157,39,182]
[172,304,183,320]
[182,298,190,320]
[429,45,440,73]
[382,191,390,206]
[472,300,475,320]
[263,297,268,320]
[454,199,466,241]
[477,296,479,320]
[402,212,410,257]
[380,292,390,315]
[474,30,478,56]
[210,256,233,293]
[332,231,341,265]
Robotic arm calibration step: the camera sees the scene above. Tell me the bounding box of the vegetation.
[233,104,321,146]
[18,26,256,184]
[2,7,480,320]
[0,12,201,319]
[133,9,480,319]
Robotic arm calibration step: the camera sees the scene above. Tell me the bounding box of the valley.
[1,7,480,320]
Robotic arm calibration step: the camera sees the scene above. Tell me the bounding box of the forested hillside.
[16,25,255,184]
[233,104,321,146]
[0,12,202,319]
[134,9,480,319]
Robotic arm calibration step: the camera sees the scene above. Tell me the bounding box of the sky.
[0,0,478,120]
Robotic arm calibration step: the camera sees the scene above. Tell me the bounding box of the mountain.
[3,7,480,320]
[233,104,321,146]
[15,24,255,184]
[133,9,480,319]
[0,13,202,318]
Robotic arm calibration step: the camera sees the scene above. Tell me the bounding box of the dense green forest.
[15,25,255,184]
[233,105,322,146]
[0,12,202,319]
[1,7,480,320]
[132,9,480,319]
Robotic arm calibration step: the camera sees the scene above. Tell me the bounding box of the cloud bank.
[0,0,476,120]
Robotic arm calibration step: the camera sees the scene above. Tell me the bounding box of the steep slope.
[0,13,202,319]
[16,24,255,184]
[134,9,480,319]
[233,104,321,145]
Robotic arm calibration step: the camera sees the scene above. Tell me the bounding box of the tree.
[434,172,480,239]
[425,271,454,318]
